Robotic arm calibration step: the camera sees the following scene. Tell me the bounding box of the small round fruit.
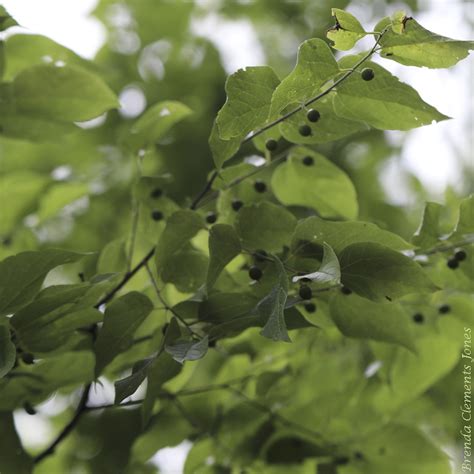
[151,210,163,221]
[299,285,312,300]
[302,156,314,166]
[254,180,267,193]
[265,139,278,151]
[341,286,352,295]
[304,302,316,313]
[254,249,268,262]
[438,304,451,314]
[413,313,424,324]
[306,108,321,123]
[249,266,263,281]
[231,200,243,211]
[150,188,163,199]
[24,403,36,415]
[454,249,467,261]
[361,68,375,81]
[298,124,312,137]
[447,257,459,269]
[206,212,217,224]
[21,353,35,365]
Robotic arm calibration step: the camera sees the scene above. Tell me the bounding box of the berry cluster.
[447,248,467,269]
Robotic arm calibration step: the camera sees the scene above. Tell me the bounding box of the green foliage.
[0,3,472,473]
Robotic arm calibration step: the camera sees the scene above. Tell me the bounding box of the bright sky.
[2,0,472,470]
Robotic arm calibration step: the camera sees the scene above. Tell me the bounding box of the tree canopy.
[0,2,473,473]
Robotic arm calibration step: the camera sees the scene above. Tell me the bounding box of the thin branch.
[190,170,219,210]
[33,384,92,464]
[145,263,200,337]
[94,247,156,309]
[242,28,388,144]
[418,237,474,256]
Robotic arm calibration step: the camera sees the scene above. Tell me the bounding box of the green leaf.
[0,351,94,410]
[129,100,192,149]
[155,210,204,270]
[259,257,290,342]
[333,58,449,130]
[269,39,338,116]
[13,64,119,121]
[165,336,209,363]
[327,8,367,51]
[3,34,93,81]
[235,201,297,252]
[0,413,32,474]
[37,182,89,222]
[412,202,443,249]
[208,121,241,169]
[329,293,416,350]
[451,194,474,239]
[97,239,128,274]
[215,66,280,140]
[11,283,102,352]
[0,320,15,378]
[375,16,474,68]
[339,242,435,301]
[207,224,241,291]
[291,215,412,256]
[271,147,358,219]
[161,250,208,293]
[0,171,49,235]
[0,249,84,316]
[94,292,154,375]
[141,351,182,423]
[0,6,18,32]
[292,243,340,285]
[114,357,154,405]
[279,96,368,144]
[349,424,452,474]
[130,407,192,464]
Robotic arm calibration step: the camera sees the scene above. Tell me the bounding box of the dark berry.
[438,304,451,314]
[249,266,263,281]
[254,249,268,262]
[299,286,312,300]
[298,124,312,137]
[232,200,243,211]
[151,210,163,221]
[265,139,278,151]
[361,68,375,81]
[302,156,314,166]
[150,188,163,199]
[306,108,320,122]
[206,212,217,224]
[254,180,267,193]
[455,250,467,261]
[304,302,316,313]
[21,353,35,364]
[341,286,352,295]
[447,257,459,269]
[24,402,36,415]
[413,313,424,324]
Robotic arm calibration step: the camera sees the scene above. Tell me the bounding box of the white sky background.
[2,0,472,472]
